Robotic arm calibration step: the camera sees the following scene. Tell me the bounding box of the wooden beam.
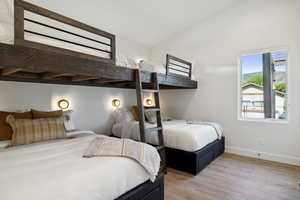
[0,44,197,89]
[93,78,124,83]
[1,68,22,76]
[0,43,134,81]
[41,72,73,79]
[72,75,97,82]
[14,0,24,40]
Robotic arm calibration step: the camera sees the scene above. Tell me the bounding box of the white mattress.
[112,120,222,152]
[0,133,150,200]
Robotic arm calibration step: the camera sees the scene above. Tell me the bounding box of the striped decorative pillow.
[6,115,66,146]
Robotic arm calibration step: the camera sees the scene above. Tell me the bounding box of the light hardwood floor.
[165,153,300,200]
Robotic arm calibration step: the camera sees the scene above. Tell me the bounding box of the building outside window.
[239,49,288,120]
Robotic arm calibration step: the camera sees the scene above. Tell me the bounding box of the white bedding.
[0,133,150,200]
[112,120,223,152]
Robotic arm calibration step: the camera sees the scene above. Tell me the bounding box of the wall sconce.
[135,59,144,64]
[135,59,144,68]
[58,99,70,110]
[112,99,121,107]
[145,98,153,107]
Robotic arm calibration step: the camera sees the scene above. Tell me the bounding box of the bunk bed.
[0,0,174,199]
[0,0,197,90]
[112,54,225,175]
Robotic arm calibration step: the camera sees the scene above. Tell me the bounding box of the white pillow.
[112,108,134,123]
[0,140,11,149]
[139,61,154,72]
[66,130,95,137]
[0,22,14,44]
[116,54,130,67]
[63,110,76,131]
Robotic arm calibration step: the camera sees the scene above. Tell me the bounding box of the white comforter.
[0,133,150,200]
[112,120,223,152]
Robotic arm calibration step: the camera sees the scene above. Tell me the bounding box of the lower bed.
[112,120,225,175]
[0,133,164,200]
[166,136,225,175]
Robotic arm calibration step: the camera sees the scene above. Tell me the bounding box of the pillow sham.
[145,112,157,124]
[139,61,154,72]
[63,110,76,131]
[0,111,32,141]
[112,108,134,123]
[32,109,63,119]
[130,106,139,121]
[0,140,10,149]
[6,115,66,146]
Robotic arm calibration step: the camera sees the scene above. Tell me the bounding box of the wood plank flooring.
[165,153,300,200]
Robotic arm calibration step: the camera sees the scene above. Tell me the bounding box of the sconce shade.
[112,99,120,107]
[145,99,153,106]
[58,99,69,110]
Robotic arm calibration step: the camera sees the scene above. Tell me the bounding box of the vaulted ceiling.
[29,0,237,47]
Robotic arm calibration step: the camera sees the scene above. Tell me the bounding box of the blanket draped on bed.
[186,121,223,139]
[83,136,161,182]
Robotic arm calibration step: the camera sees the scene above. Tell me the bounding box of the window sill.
[237,118,289,124]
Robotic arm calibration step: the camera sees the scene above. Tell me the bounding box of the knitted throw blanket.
[83,136,161,182]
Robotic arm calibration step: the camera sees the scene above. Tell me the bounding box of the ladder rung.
[143,89,159,93]
[145,126,162,133]
[144,108,160,112]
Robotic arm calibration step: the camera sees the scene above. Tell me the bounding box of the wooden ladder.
[135,69,166,173]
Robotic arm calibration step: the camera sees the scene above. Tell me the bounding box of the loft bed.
[0,0,197,90]
[0,1,167,200]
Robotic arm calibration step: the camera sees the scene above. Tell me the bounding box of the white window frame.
[237,46,290,123]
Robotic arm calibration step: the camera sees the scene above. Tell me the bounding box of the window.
[239,49,288,121]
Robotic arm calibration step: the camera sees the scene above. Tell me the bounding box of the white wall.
[153,0,300,165]
[0,35,148,133]
[0,81,137,134]
[0,0,152,134]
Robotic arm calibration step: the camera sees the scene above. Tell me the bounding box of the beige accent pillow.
[0,111,32,141]
[145,112,157,124]
[6,115,66,146]
[130,106,139,121]
[31,109,63,119]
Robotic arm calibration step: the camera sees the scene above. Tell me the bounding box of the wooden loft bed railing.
[14,0,116,64]
[0,0,197,90]
[166,54,192,79]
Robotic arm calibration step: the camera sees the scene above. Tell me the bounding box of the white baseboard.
[226,146,300,166]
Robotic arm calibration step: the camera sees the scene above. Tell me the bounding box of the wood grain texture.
[0,43,197,89]
[14,0,24,40]
[165,153,300,200]
[72,75,97,82]
[166,54,192,79]
[14,0,116,64]
[1,68,22,76]
[41,72,73,79]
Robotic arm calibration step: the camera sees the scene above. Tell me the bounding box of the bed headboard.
[166,54,192,79]
[14,0,116,64]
